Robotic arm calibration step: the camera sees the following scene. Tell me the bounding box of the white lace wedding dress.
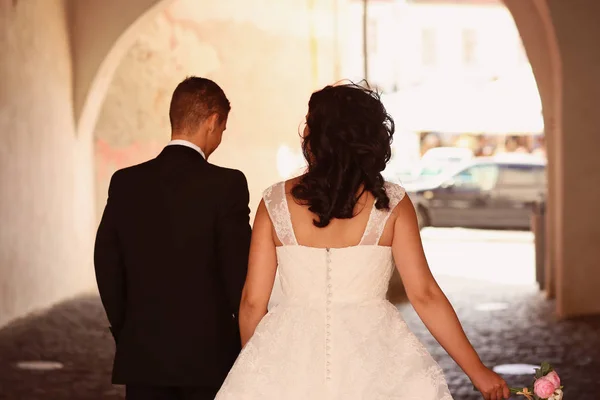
[215,181,453,400]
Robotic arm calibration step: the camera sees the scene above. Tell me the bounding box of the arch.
[69,0,174,139]
[74,0,565,316]
[72,0,561,146]
[502,0,563,310]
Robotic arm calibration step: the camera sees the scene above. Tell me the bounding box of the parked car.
[414,147,474,181]
[406,155,546,230]
[385,147,474,185]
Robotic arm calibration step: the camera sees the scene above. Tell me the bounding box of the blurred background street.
[423,227,535,285]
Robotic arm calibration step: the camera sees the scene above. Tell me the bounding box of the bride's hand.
[470,366,510,400]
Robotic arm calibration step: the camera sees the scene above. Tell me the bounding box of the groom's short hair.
[169,77,231,134]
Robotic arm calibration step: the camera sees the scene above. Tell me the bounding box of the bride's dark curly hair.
[291,82,395,227]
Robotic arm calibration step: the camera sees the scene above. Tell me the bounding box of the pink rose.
[545,371,561,389]
[534,377,556,399]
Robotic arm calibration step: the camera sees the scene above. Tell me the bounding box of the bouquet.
[510,362,563,400]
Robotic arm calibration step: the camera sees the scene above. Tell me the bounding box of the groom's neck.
[171,133,208,156]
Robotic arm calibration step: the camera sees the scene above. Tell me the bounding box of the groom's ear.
[206,113,220,134]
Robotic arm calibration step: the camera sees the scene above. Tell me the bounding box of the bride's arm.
[391,196,509,400]
[238,200,278,347]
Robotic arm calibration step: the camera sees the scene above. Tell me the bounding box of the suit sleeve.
[94,172,126,340]
[216,170,252,317]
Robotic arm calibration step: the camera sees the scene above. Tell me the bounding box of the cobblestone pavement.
[0,295,123,400]
[1,279,598,400]
[402,276,600,400]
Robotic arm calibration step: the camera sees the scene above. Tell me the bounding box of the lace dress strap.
[359,182,407,246]
[263,181,298,246]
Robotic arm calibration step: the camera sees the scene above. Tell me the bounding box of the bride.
[215,83,509,400]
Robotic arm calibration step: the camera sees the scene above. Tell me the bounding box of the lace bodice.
[216,181,453,400]
[263,181,406,247]
[262,181,406,307]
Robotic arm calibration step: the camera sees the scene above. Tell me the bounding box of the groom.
[94,77,251,400]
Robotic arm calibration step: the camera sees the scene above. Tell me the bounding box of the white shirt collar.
[167,139,206,159]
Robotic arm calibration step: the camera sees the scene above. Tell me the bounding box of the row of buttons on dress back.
[325,248,332,382]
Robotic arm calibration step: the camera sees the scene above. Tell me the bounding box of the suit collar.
[167,139,206,159]
[158,143,208,163]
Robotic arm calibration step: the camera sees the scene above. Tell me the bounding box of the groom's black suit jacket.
[94,144,251,387]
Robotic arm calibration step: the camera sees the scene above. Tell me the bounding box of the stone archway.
[502,0,562,307]
[76,0,579,317]
[69,0,173,140]
[87,0,342,222]
[75,0,562,206]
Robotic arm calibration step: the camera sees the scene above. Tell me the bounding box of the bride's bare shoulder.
[283,176,303,192]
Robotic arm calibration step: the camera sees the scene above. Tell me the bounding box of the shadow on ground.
[0,295,123,400]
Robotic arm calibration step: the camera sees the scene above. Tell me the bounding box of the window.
[453,164,499,191]
[421,28,437,67]
[462,29,478,65]
[497,165,546,187]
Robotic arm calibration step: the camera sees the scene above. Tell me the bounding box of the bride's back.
[263,179,406,308]
[280,179,396,249]
[216,83,456,400]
